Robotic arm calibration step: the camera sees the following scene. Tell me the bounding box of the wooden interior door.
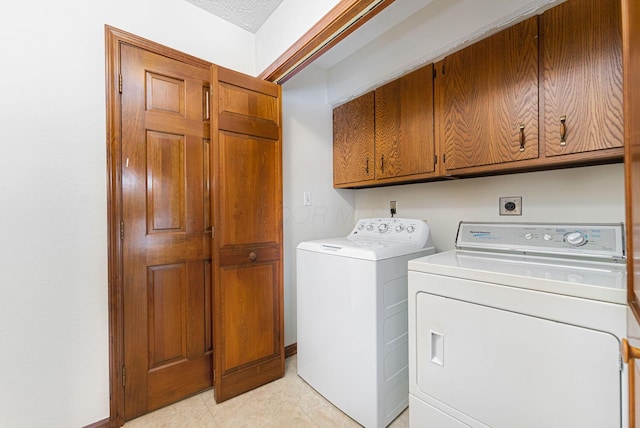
[211,66,284,402]
[120,43,213,420]
[438,17,539,171]
[623,0,640,425]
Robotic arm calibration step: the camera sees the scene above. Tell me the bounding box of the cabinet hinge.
[433,68,437,79]
[122,366,126,386]
[441,65,445,75]
[118,74,123,94]
[434,155,438,164]
[120,221,124,240]
[443,154,446,164]
[211,227,215,238]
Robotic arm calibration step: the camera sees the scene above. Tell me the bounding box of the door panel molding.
[105,25,212,427]
[211,65,284,403]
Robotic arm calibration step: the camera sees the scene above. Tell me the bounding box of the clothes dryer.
[408,222,627,428]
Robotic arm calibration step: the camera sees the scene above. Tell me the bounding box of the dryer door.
[414,292,621,428]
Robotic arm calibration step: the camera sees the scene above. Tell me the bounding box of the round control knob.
[543,234,553,241]
[378,223,388,233]
[358,224,365,230]
[395,225,405,232]
[366,224,374,231]
[564,231,588,247]
[406,225,415,233]
[524,233,533,240]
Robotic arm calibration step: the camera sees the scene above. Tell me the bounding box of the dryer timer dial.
[564,231,588,247]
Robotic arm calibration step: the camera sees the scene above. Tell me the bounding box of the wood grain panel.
[211,65,283,403]
[204,260,212,354]
[146,72,185,115]
[375,64,435,179]
[107,26,216,425]
[218,132,279,247]
[147,352,212,411]
[203,139,211,232]
[220,263,278,371]
[120,42,213,420]
[218,112,279,140]
[148,264,186,369]
[439,17,539,171]
[333,92,375,185]
[144,111,209,137]
[146,131,184,233]
[219,82,278,124]
[219,245,280,266]
[220,66,279,97]
[542,0,623,156]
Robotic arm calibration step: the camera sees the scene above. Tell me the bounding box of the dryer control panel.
[456,222,625,260]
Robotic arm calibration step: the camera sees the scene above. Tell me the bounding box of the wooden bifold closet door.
[108,27,283,424]
[210,66,284,403]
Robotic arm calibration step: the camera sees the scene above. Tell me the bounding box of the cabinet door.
[542,0,623,157]
[333,92,375,186]
[438,17,539,171]
[375,64,436,179]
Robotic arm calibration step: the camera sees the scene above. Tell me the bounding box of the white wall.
[255,0,340,74]
[0,1,254,426]
[327,0,563,105]
[355,164,625,252]
[281,65,356,346]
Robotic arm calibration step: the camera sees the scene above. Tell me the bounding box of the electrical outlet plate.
[499,196,522,216]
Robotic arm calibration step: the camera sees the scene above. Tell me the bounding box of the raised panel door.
[211,66,284,403]
[120,44,213,420]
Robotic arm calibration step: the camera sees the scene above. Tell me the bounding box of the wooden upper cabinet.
[438,17,540,172]
[541,0,623,157]
[333,64,436,188]
[333,92,375,186]
[375,64,436,180]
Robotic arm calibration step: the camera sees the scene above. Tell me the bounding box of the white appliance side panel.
[414,292,621,428]
[296,249,378,426]
[377,251,432,425]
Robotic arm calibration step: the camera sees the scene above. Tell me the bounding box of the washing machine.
[408,222,627,428]
[297,218,435,428]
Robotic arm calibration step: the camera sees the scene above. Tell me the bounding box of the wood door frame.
[105,25,212,427]
[257,0,395,83]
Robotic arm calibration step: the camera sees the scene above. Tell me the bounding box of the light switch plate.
[499,196,522,215]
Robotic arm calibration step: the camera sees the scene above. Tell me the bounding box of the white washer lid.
[297,237,434,261]
[408,250,627,304]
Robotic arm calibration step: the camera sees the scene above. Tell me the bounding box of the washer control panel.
[456,222,625,260]
[350,218,430,244]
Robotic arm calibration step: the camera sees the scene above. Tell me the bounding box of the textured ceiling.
[185,0,285,33]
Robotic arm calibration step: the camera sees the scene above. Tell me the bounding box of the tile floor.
[124,355,409,427]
